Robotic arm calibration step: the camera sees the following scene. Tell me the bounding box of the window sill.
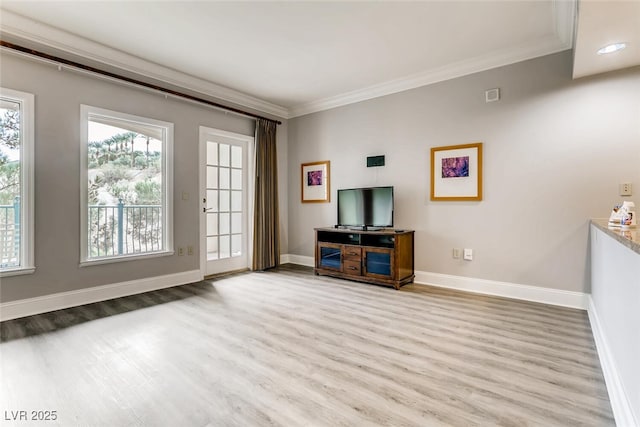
[0,267,36,278]
[80,250,174,268]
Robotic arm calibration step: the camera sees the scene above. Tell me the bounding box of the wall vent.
[485,88,500,103]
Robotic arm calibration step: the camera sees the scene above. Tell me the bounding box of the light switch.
[463,248,473,261]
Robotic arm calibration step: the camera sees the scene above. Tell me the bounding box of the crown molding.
[288,38,570,118]
[0,10,290,119]
[1,1,575,120]
[288,0,576,118]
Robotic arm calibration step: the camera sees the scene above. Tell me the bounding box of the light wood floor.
[1,265,614,426]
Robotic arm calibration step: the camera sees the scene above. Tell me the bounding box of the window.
[80,105,173,265]
[0,88,35,276]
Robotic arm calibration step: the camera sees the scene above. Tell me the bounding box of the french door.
[200,127,253,276]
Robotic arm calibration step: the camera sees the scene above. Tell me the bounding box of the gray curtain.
[252,119,280,270]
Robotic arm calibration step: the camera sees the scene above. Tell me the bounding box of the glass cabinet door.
[318,243,342,271]
[364,248,393,278]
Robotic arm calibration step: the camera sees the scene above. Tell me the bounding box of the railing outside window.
[2,199,163,264]
[88,200,162,258]
[0,197,20,268]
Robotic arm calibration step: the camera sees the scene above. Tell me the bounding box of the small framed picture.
[431,143,483,201]
[301,160,330,203]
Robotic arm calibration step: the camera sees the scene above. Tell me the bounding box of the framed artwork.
[430,142,483,201]
[301,160,330,203]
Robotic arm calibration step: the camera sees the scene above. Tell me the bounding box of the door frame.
[199,126,255,278]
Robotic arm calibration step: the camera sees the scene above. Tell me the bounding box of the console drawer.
[343,246,362,260]
[343,260,362,275]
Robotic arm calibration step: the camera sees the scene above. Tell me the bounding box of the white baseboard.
[414,271,589,310]
[0,270,203,322]
[281,254,588,310]
[588,296,638,427]
[281,254,314,267]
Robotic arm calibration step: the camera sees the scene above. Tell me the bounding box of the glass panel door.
[201,128,251,276]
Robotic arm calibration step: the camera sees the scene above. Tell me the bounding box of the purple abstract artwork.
[441,156,469,178]
[307,170,323,186]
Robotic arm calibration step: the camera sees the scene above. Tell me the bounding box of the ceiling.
[573,0,640,79]
[0,1,636,119]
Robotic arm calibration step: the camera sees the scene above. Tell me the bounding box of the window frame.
[80,105,174,266]
[0,88,35,277]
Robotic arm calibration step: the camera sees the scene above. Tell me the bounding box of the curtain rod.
[0,40,282,125]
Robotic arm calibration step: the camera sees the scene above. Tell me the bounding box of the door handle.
[203,207,214,212]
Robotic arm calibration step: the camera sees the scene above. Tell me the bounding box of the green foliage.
[133,155,148,169]
[88,176,104,205]
[0,161,20,205]
[88,130,162,208]
[88,214,117,257]
[100,167,132,186]
[0,109,20,150]
[134,180,161,205]
[87,131,160,170]
[146,151,162,172]
[108,182,136,205]
[111,156,132,168]
[127,207,162,248]
[0,108,21,205]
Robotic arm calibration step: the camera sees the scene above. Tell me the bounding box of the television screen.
[337,186,393,227]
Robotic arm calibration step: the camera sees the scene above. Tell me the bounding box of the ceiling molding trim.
[289,0,577,118]
[289,37,570,118]
[0,10,290,119]
[1,2,576,120]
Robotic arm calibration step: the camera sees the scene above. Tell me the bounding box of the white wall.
[287,51,640,293]
[590,225,640,426]
[0,52,288,303]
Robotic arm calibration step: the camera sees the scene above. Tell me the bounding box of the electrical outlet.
[463,248,473,261]
[187,245,194,256]
[620,183,632,196]
[453,248,461,259]
[178,247,184,256]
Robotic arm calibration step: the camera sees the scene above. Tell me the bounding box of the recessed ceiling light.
[597,43,627,55]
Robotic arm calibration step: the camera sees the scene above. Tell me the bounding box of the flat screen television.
[337,186,394,228]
